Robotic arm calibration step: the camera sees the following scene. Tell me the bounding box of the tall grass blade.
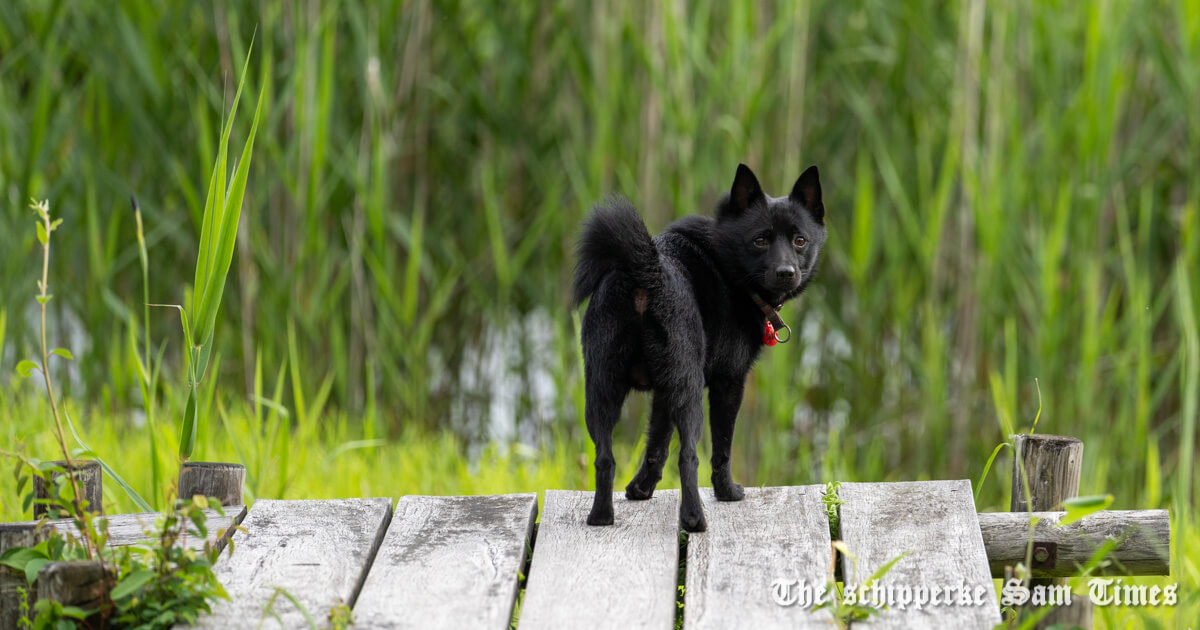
[63,408,153,512]
[1176,263,1198,515]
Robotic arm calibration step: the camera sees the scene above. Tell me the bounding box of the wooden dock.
[1,479,1173,629]
[172,479,1165,629]
[0,434,1173,629]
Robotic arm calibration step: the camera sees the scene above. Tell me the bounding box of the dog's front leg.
[708,375,746,501]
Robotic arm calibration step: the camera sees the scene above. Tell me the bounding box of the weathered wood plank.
[684,486,835,630]
[838,480,1001,630]
[520,490,680,630]
[4,506,247,552]
[353,494,537,629]
[192,498,392,629]
[979,510,1170,577]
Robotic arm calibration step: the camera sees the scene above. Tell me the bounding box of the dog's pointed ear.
[789,165,823,224]
[726,163,765,215]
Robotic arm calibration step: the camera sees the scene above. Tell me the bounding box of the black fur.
[574,163,826,532]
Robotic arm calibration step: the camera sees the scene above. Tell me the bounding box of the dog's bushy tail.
[573,197,658,305]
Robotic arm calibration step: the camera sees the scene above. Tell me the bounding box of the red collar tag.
[763,321,778,346]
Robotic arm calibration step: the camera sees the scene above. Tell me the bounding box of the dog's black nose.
[775,265,796,280]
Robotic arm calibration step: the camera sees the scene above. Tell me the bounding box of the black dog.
[573,163,826,532]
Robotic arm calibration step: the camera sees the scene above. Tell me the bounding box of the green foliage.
[0,455,232,629]
[973,442,1010,501]
[1060,494,1116,526]
[259,587,319,629]
[1,199,227,628]
[814,541,911,628]
[131,197,164,509]
[174,43,266,461]
[16,584,31,629]
[821,481,843,540]
[674,531,687,630]
[0,2,1193,473]
[30,601,90,629]
[327,603,353,630]
[106,496,232,628]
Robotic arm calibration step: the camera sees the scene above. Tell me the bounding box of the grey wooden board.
[838,480,1001,629]
[354,494,538,629]
[684,486,837,629]
[681,484,840,624]
[6,506,247,552]
[978,509,1171,577]
[191,498,392,629]
[519,490,680,630]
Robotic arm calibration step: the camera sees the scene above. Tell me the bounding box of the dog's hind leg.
[581,274,637,526]
[624,395,673,500]
[708,375,746,501]
[584,373,627,526]
[670,384,707,532]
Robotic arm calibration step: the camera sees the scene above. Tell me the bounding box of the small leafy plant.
[106,496,233,628]
[813,541,911,629]
[326,602,353,630]
[821,481,843,540]
[1,458,234,629]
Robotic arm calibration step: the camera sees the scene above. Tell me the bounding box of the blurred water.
[452,309,563,450]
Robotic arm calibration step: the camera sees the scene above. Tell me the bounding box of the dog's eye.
[793,235,807,248]
[753,236,768,248]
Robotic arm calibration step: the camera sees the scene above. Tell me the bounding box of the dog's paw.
[680,509,707,533]
[586,507,614,526]
[624,480,655,501]
[714,482,744,502]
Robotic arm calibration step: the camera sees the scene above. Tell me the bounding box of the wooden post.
[178,462,246,506]
[1011,434,1092,628]
[1,524,50,628]
[34,460,103,519]
[36,561,115,626]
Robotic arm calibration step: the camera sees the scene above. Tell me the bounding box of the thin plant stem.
[31,200,93,560]
[133,196,162,504]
